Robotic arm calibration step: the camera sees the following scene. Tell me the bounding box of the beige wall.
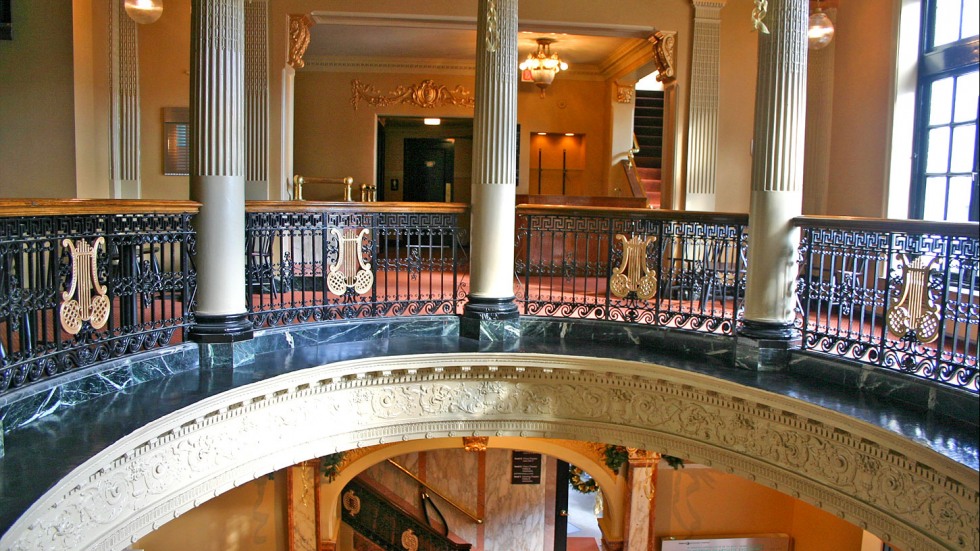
[138,0,191,200]
[0,0,77,198]
[134,475,287,551]
[826,0,898,217]
[656,466,864,551]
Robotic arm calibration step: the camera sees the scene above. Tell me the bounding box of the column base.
[189,313,255,369]
[736,320,800,372]
[461,296,521,347]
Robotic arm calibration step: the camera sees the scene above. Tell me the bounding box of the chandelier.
[807,3,835,50]
[519,38,569,97]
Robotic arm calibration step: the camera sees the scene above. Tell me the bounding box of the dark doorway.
[404,139,454,202]
[554,460,570,551]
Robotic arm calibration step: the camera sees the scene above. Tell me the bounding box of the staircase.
[633,90,664,208]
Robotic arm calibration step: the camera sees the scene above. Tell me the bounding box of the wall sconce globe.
[125,0,163,25]
[808,9,835,50]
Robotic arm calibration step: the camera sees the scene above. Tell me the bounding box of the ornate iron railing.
[0,200,198,396]
[341,477,472,551]
[244,202,468,328]
[515,206,748,334]
[796,216,978,392]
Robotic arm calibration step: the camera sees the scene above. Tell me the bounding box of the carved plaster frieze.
[350,79,476,111]
[1,354,975,551]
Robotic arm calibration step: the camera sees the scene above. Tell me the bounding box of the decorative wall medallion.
[887,254,941,343]
[351,79,476,111]
[462,436,489,452]
[60,237,110,335]
[610,235,658,300]
[649,31,677,83]
[342,489,361,516]
[327,228,373,296]
[288,14,314,69]
[401,528,419,551]
[616,83,634,104]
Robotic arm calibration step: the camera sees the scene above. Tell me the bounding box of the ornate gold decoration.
[60,237,110,335]
[610,235,658,300]
[342,489,361,516]
[288,14,314,69]
[650,31,676,83]
[327,228,373,296]
[752,0,770,33]
[351,79,476,111]
[462,436,489,452]
[616,83,634,104]
[887,255,942,343]
[485,0,499,52]
[401,529,419,551]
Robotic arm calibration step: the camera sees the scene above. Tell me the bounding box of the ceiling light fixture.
[124,0,163,24]
[519,38,568,98]
[423,118,441,126]
[807,2,835,50]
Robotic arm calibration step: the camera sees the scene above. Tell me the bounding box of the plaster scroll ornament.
[288,14,313,69]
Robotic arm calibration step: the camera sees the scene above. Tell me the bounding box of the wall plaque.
[511,451,542,485]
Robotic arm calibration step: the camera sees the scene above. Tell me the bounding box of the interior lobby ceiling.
[304,13,656,76]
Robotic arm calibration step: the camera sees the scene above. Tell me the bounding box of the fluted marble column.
[685,0,726,212]
[245,0,269,199]
[461,0,520,342]
[740,0,807,352]
[188,0,253,350]
[110,1,140,199]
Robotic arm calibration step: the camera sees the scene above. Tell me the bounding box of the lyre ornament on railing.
[327,228,373,296]
[610,234,658,300]
[401,529,420,551]
[343,489,361,516]
[60,237,111,334]
[886,254,941,343]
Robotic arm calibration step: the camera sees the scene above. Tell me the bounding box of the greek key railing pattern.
[796,217,978,392]
[515,207,747,333]
[342,477,472,551]
[0,209,196,396]
[244,204,468,328]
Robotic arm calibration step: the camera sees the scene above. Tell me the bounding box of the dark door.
[554,460,570,551]
[404,138,454,202]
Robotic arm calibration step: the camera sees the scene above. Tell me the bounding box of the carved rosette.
[350,79,476,111]
[3,354,975,551]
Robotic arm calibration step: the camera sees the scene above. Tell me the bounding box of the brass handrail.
[292,174,356,201]
[386,459,483,524]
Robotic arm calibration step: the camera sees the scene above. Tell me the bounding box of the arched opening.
[3,354,972,551]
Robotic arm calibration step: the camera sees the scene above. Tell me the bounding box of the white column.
[188,0,252,343]
[622,458,658,551]
[109,1,140,199]
[742,0,808,338]
[462,0,520,331]
[245,0,269,200]
[685,0,726,212]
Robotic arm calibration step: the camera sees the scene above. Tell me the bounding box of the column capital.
[692,0,726,18]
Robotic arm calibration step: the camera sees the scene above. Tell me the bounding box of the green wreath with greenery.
[569,465,599,494]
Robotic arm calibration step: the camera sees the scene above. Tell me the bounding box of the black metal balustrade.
[796,216,979,392]
[244,202,468,328]
[0,200,198,396]
[515,206,748,334]
[342,477,472,551]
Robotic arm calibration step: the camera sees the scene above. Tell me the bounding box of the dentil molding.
[1,354,975,551]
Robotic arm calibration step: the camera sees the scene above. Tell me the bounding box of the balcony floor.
[0,317,977,537]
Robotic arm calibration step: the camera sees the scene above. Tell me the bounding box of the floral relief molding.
[351,79,476,111]
[2,353,975,551]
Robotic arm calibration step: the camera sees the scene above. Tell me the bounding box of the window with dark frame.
[162,107,190,176]
[909,0,979,222]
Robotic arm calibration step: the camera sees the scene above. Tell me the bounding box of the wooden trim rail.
[0,199,200,217]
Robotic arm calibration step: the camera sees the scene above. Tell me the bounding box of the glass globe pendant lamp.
[125,0,163,25]
[808,6,835,50]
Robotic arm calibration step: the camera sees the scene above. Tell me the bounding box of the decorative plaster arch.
[1,353,975,551]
